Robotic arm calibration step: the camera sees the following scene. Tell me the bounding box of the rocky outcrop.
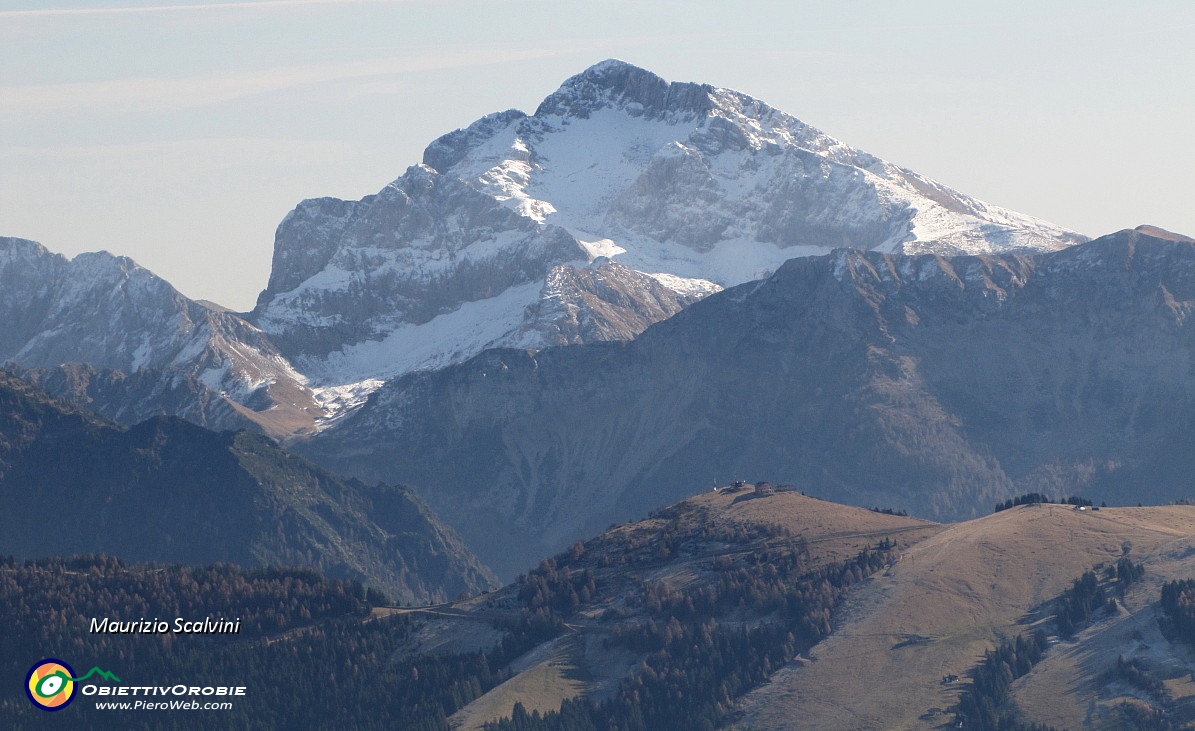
[522,259,719,346]
[251,166,587,362]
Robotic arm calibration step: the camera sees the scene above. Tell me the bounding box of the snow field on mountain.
[297,280,544,389]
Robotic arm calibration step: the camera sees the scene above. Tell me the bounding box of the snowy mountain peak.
[68,250,150,286]
[245,60,1091,423]
[534,59,713,121]
[1,62,1100,440]
[0,236,48,261]
[423,109,528,174]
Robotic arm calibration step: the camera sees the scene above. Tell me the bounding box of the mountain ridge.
[0,236,322,435]
[302,228,1195,578]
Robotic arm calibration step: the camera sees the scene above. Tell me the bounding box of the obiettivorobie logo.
[25,659,120,711]
[25,658,246,713]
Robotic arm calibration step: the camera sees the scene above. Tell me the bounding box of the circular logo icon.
[26,659,76,711]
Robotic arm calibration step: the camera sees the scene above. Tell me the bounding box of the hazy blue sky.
[3,1,1193,310]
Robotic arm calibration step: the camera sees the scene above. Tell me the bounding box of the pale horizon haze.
[3,0,1193,311]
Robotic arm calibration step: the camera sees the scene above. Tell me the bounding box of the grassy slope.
[728,504,1195,730]
[1010,512,1195,730]
[376,492,1195,731]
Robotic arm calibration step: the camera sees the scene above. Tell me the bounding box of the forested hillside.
[0,371,496,603]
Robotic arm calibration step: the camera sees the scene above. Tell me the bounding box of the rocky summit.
[248,59,1084,408]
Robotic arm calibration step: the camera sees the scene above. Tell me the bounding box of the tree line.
[994,493,1096,513]
[953,558,1144,730]
[485,539,897,731]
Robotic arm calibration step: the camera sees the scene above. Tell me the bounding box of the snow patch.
[645,272,723,298]
[311,379,386,427]
[298,281,545,387]
[198,361,231,393]
[578,237,626,260]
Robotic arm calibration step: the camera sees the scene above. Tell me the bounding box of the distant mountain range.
[0,370,496,603]
[0,237,319,435]
[0,60,1084,439]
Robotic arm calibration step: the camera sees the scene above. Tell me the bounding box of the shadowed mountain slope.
[0,371,496,603]
[304,227,1195,578]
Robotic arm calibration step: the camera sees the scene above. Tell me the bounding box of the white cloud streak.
[0,46,570,121]
[0,0,391,20]
[0,137,355,167]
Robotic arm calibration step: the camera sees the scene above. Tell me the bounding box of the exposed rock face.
[252,166,588,362]
[523,259,719,346]
[0,237,319,434]
[302,229,1195,578]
